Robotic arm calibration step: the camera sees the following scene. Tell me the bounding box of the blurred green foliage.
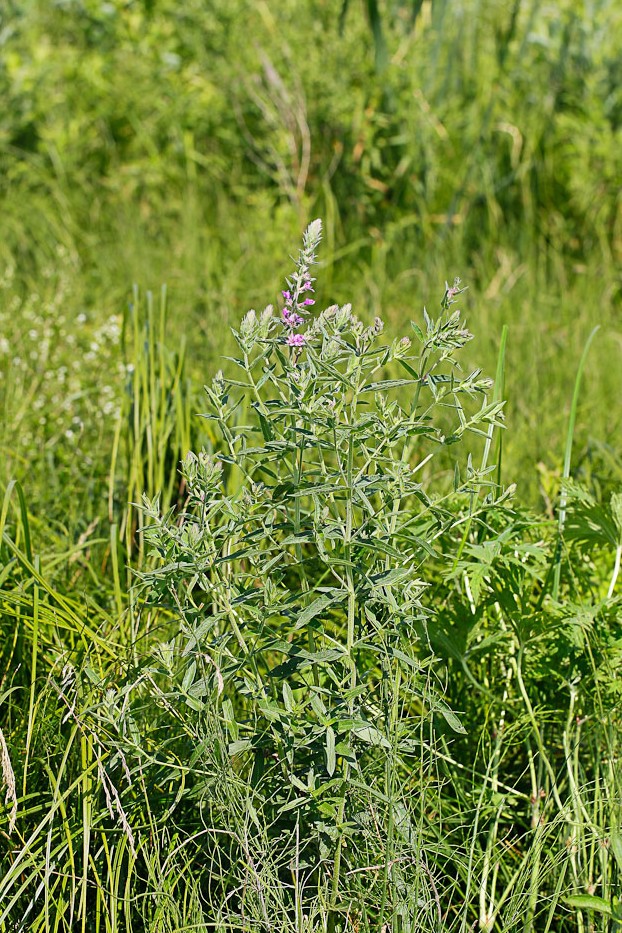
[2,0,620,269]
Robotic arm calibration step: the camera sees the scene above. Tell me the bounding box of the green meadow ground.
[1,1,622,930]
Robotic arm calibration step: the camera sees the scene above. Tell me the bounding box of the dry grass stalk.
[0,723,17,834]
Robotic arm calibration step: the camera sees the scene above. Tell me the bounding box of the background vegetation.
[1,0,621,930]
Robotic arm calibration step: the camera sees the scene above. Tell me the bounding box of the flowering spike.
[303,219,322,252]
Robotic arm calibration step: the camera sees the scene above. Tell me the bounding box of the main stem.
[330,426,356,919]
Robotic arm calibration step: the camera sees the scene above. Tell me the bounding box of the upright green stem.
[331,423,357,917]
[290,402,319,687]
[22,555,39,798]
[525,743,543,933]
[607,543,622,599]
[379,663,401,926]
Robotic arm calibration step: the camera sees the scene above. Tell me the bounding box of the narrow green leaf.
[436,701,466,734]
[610,828,622,872]
[351,723,390,748]
[361,379,417,392]
[182,660,196,693]
[565,895,612,916]
[326,726,336,777]
[282,681,294,712]
[229,739,252,756]
[295,592,344,629]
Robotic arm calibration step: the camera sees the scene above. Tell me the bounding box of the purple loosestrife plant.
[140,220,507,924]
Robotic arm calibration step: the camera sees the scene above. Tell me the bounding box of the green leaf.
[387,646,420,670]
[326,726,336,776]
[282,681,294,712]
[246,796,261,830]
[289,774,309,793]
[188,677,211,698]
[291,482,344,497]
[565,895,612,916]
[278,796,309,814]
[182,660,196,692]
[364,0,387,71]
[229,739,252,756]
[295,592,345,629]
[361,379,417,392]
[310,692,327,719]
[258,701,282,722]
[351,722,390,748]
[271,481,296,500]
[334,742,357,765]
[369,566,412,587]
[611,492,622,541]
[610,828,622,872]
[222,698,239,741]
[436,701,467,734]
[255,407,274,441]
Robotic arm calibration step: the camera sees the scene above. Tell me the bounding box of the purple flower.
[282,290,292,302]
[282,308,304,327]
[301,280,314,292]
[287,333,306,347]
[302,298,315,306]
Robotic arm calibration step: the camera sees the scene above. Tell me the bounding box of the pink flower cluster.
[281,278,315,349]
[287,333,306,347]
[282,303,304,328]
